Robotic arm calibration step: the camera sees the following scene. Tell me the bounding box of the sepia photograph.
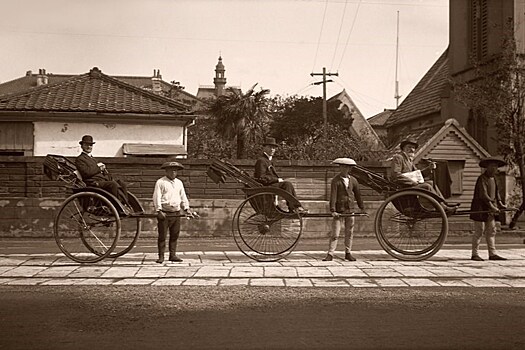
[0,0,524,349]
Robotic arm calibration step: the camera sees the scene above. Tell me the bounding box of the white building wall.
[33,121,184,157]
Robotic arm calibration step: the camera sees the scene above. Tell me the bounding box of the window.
[467,110,488,149]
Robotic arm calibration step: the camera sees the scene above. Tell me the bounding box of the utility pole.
[394,11,402,108]
[311,67,338,139]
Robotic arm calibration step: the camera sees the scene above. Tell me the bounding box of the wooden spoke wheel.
[374,190,448,261]
[54,192,120,263]
[232,192,303,261]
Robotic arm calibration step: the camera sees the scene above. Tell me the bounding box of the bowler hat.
[263,137,278,147]
[400,138,418,150]
[332,157,357,166]
[161,161,184,170]
[479,156,506,168]
[79,135,95,145]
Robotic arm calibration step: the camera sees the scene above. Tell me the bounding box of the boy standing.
[323,158,366,261]
[153,161,193,263]
[470,157,507,261]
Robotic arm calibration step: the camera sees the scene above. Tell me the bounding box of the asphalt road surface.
[0,286,523,349]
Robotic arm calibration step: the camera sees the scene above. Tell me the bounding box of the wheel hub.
[257,223,271,234]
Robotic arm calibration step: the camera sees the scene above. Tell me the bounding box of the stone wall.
[0,156,476,238]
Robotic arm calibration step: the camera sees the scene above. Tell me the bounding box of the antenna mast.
[394,11,401,108]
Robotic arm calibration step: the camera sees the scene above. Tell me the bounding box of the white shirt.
[152,176,190,212]
[342,176,350,189]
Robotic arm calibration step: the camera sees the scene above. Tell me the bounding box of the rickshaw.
[43,154,192,263]
[207,158,514,262]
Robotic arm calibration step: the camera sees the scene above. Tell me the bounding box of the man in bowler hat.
[254,137,306,213]
[75,135,129,205]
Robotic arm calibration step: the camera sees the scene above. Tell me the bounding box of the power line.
[335,0,361,71]
[329,0,349,71]
[0,27,445,47]
[311,0,329,71]
[334,76,389,106]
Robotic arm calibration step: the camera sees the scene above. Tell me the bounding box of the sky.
[0,0,449,117]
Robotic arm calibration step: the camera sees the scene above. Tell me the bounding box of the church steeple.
[213,56,227,96]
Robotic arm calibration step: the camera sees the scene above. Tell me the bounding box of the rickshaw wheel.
[233,192,303,261]
[54,192,121,263]
[375,190,448,261]
[104,217,141,258]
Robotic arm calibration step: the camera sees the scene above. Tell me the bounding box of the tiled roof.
[385,49,449,127]
[0,74,71,96]
[196,86,243,100]
[368,109,394,126]
[0,71,201,105]
[196,86,217,100]
[0,67,190,114]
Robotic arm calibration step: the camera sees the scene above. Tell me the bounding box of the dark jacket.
[75,152,110,185]
[470,172,502,222]
[254,155,280,186]
[329,174,364,213]
[390,152,432,186]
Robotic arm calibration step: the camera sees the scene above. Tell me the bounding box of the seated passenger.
[254,137,307,214]
[391,138,458,211]
[75,135,129,206]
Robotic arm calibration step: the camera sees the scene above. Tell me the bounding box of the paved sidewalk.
[1,248,524,287]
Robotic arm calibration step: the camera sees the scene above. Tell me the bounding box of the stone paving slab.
[0,249,524,287]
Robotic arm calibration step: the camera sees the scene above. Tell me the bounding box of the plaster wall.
[33,121,185,157]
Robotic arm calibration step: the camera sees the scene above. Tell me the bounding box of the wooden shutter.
[469,0,489,61]
[0,122,33,153]
[479,0,489,59]
[470,0,479,59]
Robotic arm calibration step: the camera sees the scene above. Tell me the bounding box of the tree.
[269,95,352,142]
[189,92,383,161]
[277,123,384,161]
[206,85,270,159]
[453,24,525,227]
[187,116,236,159]
[267,95,381,160]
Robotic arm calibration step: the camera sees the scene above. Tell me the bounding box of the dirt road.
[0,286,523,349]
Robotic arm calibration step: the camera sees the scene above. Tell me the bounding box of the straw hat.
[332,158,357,166]
[160,161,184,170]
[479,156,506,168]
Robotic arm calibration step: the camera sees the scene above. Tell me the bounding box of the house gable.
[328,89,385,150]
[413,118,490,163]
